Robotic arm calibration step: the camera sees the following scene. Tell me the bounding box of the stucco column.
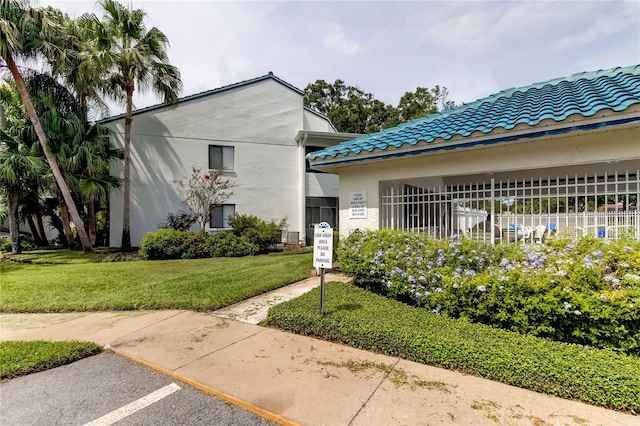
[298,134,308,245]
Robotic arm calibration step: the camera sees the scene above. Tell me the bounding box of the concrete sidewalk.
[1,278,636,425]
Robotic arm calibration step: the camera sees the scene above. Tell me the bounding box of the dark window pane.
[209,146,222,169]
[210,204,235,228]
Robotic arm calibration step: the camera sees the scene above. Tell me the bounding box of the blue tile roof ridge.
[308,64,640,161]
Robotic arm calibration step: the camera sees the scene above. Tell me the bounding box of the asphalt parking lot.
[0,352,276,426]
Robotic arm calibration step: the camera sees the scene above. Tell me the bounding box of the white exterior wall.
[303,110,334,132]
[306,173,339,198]
[336,125,640,237]
[107,79,334,247]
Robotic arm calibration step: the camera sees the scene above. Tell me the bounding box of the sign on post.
[313,222,333,268]
[313,222,333,314]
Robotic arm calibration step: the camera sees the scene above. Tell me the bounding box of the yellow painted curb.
[108,347,301,426]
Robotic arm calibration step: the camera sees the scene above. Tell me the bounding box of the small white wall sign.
[349,191,367,219]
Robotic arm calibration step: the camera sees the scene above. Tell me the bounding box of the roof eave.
[100,72,303,124]
[309,112,640,172]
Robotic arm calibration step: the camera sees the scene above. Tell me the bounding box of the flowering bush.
[339,230,640,355]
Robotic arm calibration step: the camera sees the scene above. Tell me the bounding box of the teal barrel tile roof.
[308,65,640,162]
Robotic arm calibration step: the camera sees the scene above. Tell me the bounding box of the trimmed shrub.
[227,214,285,253]
[264,282,640,414]
[207,232,259,258]
[138,229,190,260]
[338,230,640,354]
[139,229,259,260]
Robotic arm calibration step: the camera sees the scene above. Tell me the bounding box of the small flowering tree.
[175,167,235,232]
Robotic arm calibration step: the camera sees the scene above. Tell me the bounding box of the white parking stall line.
[83,382,181,426]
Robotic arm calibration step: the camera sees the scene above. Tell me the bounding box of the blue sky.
[42,1,640,115]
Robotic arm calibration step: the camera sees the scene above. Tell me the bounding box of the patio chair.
[533,225,547,243]
[506,224,532,242]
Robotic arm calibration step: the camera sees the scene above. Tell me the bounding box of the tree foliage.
[304,79,456,134]
[175,167,235,232]
[0,0,94,252]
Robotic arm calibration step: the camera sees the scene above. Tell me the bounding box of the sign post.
[313,222,333,314]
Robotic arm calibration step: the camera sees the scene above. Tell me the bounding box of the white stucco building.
[308,65,640,242]
[103,73,360,247]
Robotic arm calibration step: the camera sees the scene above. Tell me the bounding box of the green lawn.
[1,252,313,312]
[264,281,640,414]
[0,340,102,379]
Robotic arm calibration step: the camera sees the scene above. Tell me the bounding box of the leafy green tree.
[97,0,182,251]
[304,79,455,133]
[0,0,93,252]
[304,79,391,133]
[175,167,235,232]
[386,86,455,128]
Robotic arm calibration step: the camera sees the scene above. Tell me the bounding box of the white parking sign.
[313,222,333,269]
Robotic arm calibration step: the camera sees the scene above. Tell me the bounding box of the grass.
[0,340,102,380]
[263,281,640,414]
[1,251,313,312]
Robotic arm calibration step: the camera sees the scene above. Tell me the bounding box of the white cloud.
[550,1,639,50]
[324,23,360,57]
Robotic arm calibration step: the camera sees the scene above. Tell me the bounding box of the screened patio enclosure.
[380,167,640,243]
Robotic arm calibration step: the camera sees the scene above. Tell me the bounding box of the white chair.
[533,225,547,243]
[507,224,532,242]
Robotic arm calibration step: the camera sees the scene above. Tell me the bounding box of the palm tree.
[44,14,124,246]
[0,78,48,247]
[53,11,111,118]
[75,121,123,246]
[99,0,181,250]
[22,70,122,248]
[0,128,45,253]
[0,0,93,252]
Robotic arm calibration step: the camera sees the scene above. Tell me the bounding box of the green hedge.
[263,281,640,414]
[138,229,258,260]
[227,214,285,253]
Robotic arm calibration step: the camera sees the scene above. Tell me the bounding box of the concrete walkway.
[1,275,636,426]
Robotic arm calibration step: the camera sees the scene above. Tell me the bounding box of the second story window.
[209,145,234,171]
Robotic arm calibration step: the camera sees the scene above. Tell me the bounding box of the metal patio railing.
[379,170,639,243]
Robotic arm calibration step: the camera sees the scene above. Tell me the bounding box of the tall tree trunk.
[87,194,97,246]
[4,53,93,253]
[26,215,46,246]
[8,192,21,254]
[35,210,48,245]
[121,84,134,251]
[57,190,76,248]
